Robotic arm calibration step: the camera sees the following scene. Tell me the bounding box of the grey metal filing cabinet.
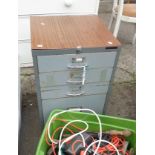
[31,15,121,127]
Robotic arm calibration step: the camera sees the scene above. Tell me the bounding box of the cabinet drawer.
[38,52,117,72]
[42,94,106,121]
[39,68,113,87]
[40,83,108,99]
[19,0,98,15]
[19,17,30,40]
[19,42,33,65]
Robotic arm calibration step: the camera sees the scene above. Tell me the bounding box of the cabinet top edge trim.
[32,47,121,57]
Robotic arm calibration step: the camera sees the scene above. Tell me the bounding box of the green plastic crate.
[36,109,136,155]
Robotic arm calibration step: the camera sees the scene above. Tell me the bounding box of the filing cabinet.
[31,15,121,126]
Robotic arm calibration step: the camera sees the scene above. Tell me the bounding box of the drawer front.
[19,17,30,40]
[19,42,33,64]
[42,94,106,121]
[39,68,113,87]
[40,83,108,99]
[19,0,98,15]
[38,52,117,72]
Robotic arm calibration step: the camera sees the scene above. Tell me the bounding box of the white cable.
[58,120,88,155]
[47,108,102,155]
[47,109,102,144]
[84,139,120,155]
[59,120,88,147]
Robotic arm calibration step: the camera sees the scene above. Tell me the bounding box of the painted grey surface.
[33,47,119,126]
[39,67,113,87]
[40,83,109,100]
[33,56,44,127]
[41,81,109,91]
[37,52,117,72]
[42,94,106,122]
[103,47,121,113]
[32,48,118,57]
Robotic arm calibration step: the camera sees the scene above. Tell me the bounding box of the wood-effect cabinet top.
[30,15,121,50]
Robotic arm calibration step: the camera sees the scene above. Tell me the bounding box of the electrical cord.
[71,140,83,155]
[47,108,102,155]
[58,120,88,155]
[46,109,123,155]
[52,118,84,131]
[45,118,84,146]
[47,128,127,155]
[92,136,125,155]
[71,136,95,155]
[45,118,89,155]
[84,139,120,155]
[51,126,75,155]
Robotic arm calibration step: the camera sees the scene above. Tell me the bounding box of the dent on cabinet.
[30,15,121,126]
[18,0,100,67]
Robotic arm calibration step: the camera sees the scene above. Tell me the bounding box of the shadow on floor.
[19,94,41,155]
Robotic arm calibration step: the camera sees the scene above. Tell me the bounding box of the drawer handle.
[66,92,84,97]
[67,107,82,110]
[68,65,87,85]
[67,80,83,84]
[67,64,87,69]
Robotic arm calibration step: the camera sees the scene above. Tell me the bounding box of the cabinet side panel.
[33,53,44,128]
[103,48,121,113]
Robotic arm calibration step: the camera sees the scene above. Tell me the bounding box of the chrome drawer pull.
[66,92,84,96]
[67,65,87,85]
[67,80,83,84]
[82,65,86,85]
[67,64,87,69]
